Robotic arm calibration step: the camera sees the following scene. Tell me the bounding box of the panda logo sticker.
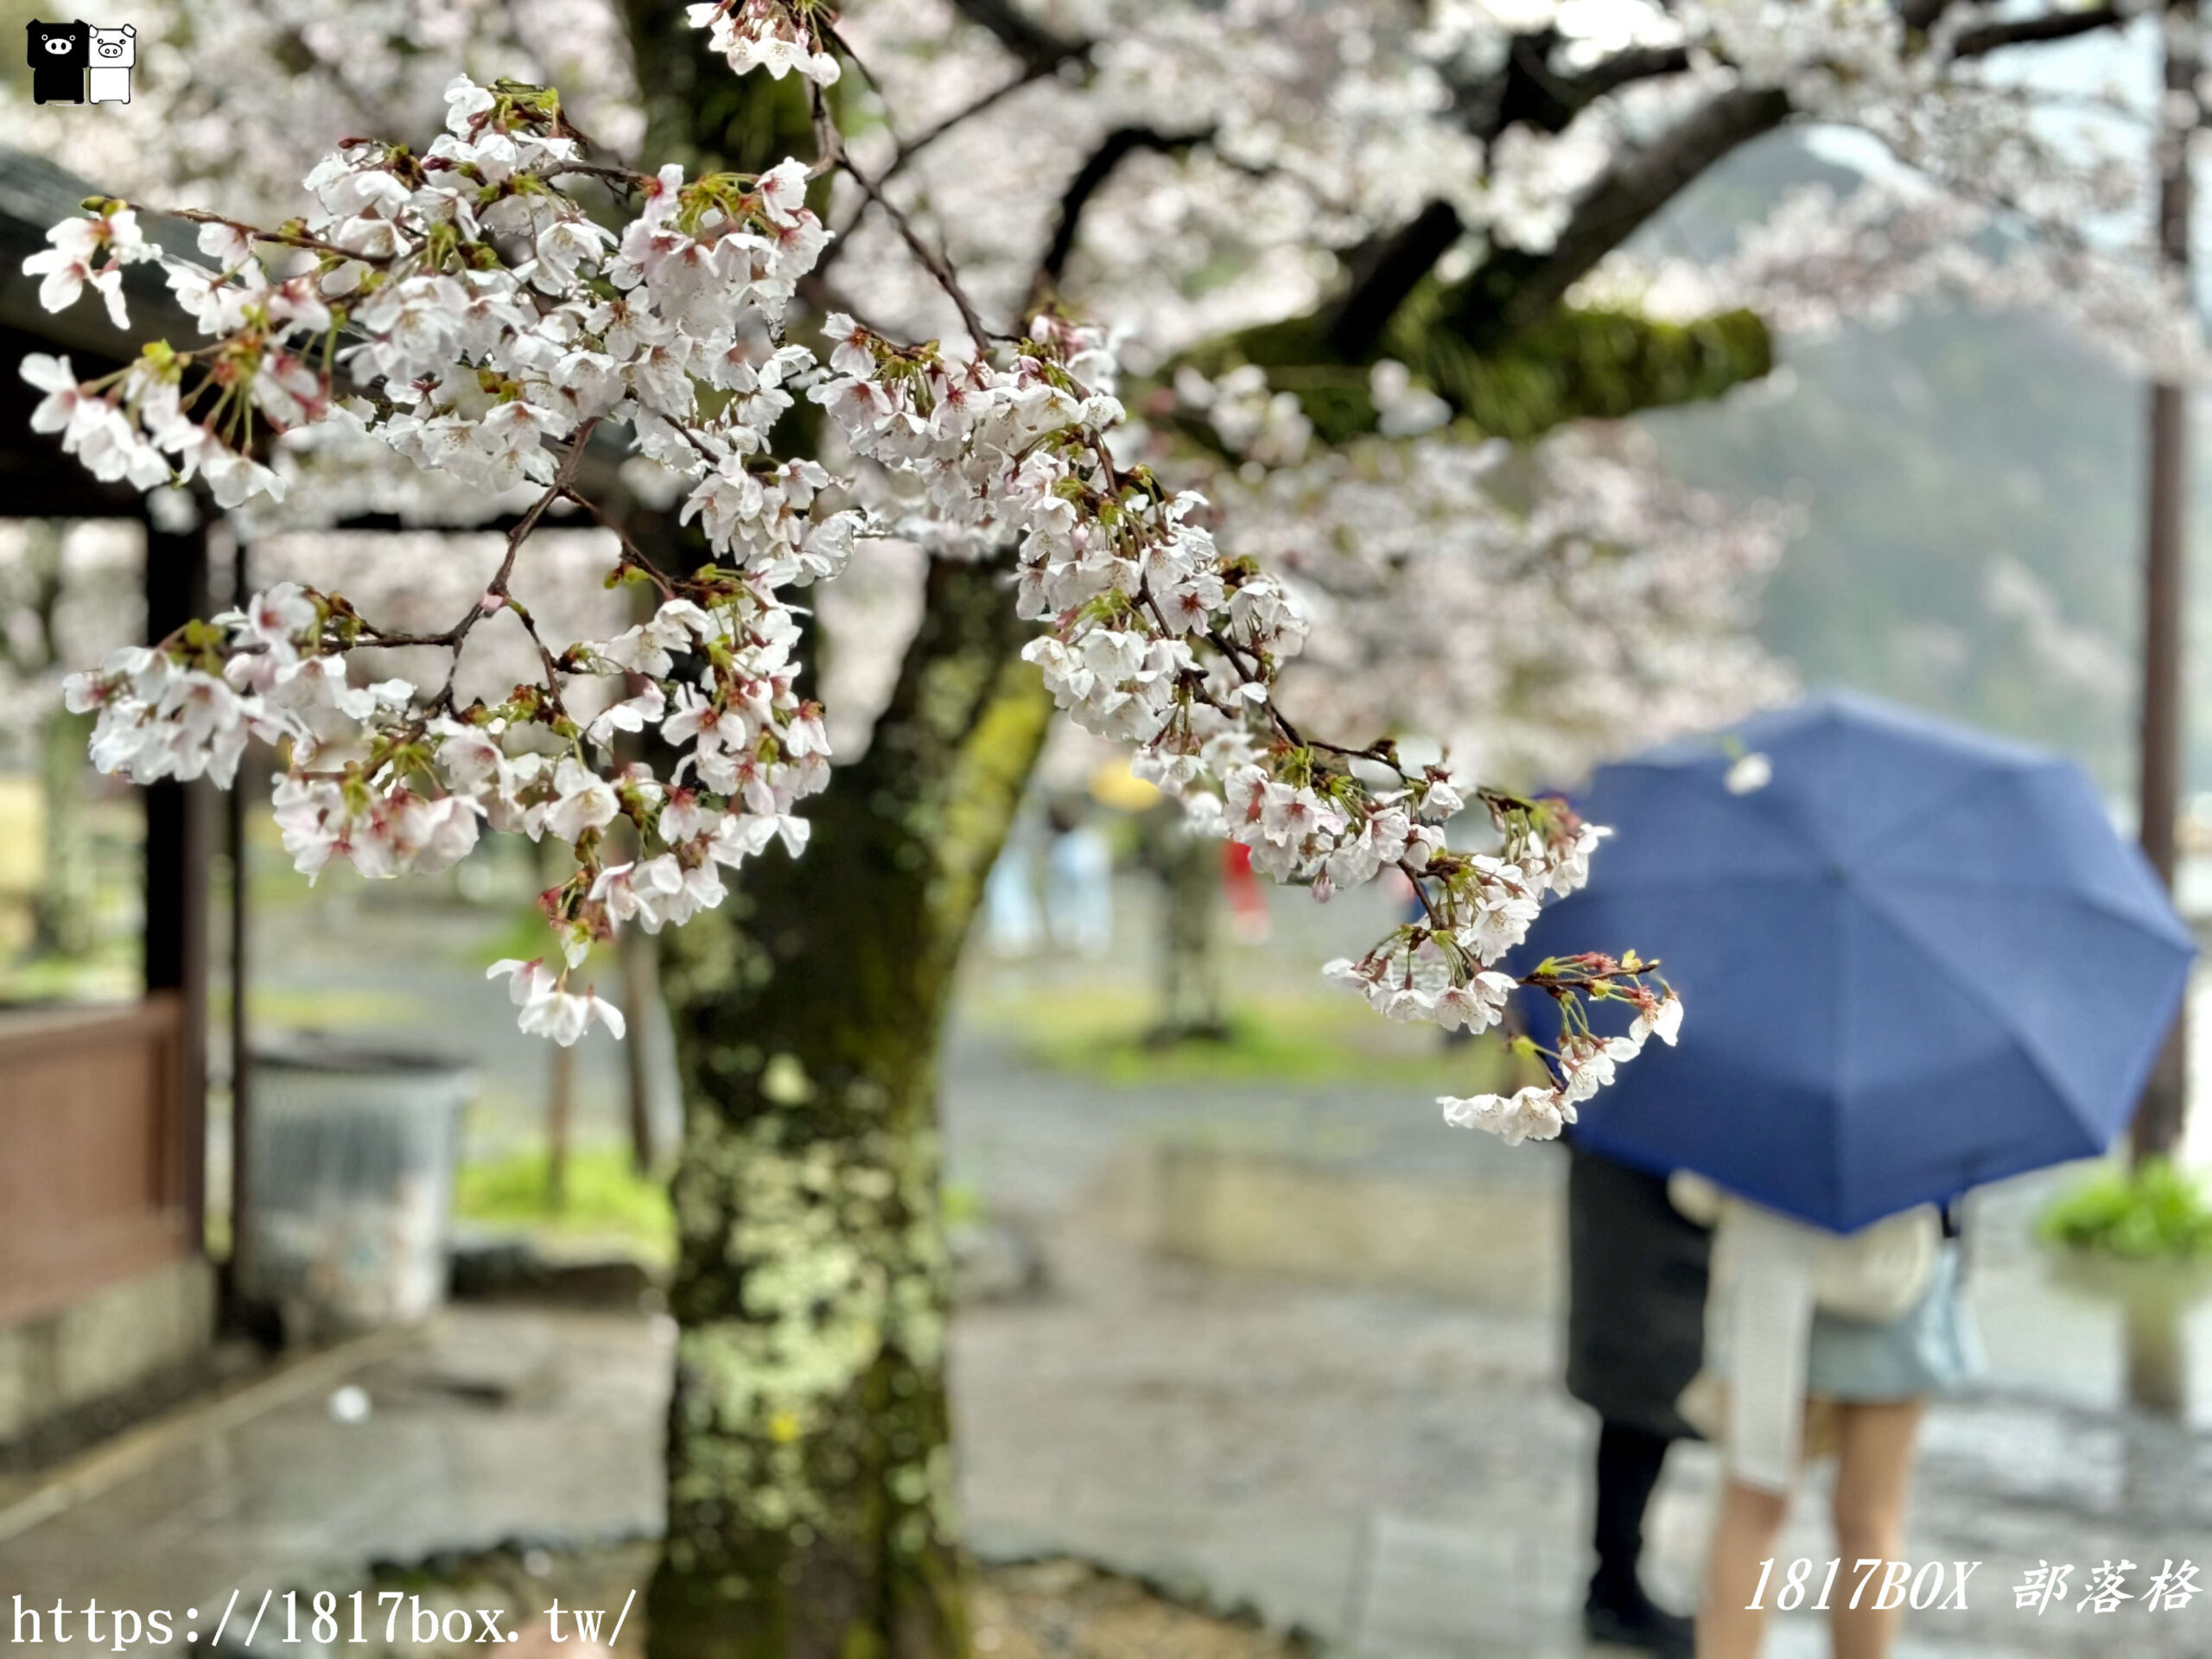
[25,18,133,105]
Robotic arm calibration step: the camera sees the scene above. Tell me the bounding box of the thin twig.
[880,69,1049,189]
[542,160,656,195]
[813,62,1051,283]
[149,205,400,266]
[352,420,601,713]
[838,156,998,346]
[1399,860,1445,928]
[808,79,1000,346]
[559,489,679,598]
[505,597,569,700]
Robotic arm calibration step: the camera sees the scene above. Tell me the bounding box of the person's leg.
[1586,1421,1694,1652]
[1828,1399,1926,1659]
[1697,1478,1790,1659]
[1592,1419,1671,1608]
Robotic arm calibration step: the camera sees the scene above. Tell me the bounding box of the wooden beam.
[226,540,255,1301]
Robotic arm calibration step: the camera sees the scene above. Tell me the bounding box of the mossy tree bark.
[609,23,1046,1656]
[645,555,1052,1659]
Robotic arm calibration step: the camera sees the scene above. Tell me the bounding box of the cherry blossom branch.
[344,422,598,710]
[429,426,598,709]
[149,204,404,266]
[803,294,1668,1150]
[21,22,1686,1119]
[541,160,655,195]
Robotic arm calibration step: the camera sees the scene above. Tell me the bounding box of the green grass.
[461,906,616,976]
[454,1153,996,1264]
[215,984,435,1030]
[944,1180,984,1229]
[983,987,1512,1090]
[454,1146,676,1261]
[2039,1158,2212,1260]
[0,946,140,1005]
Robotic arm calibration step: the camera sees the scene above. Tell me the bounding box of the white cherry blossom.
[17,49,1681,1084]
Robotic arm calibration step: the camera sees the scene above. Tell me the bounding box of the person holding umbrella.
[1675,1176,1973,1659]
[1563,1139,1708,1657]
[1508,692,2196,1659]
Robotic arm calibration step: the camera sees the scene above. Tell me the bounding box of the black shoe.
[1582,1592,1694,1659]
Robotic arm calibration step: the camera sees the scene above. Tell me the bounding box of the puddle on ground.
[1128,1146,2212,1421]
[1142,1144,1561,1312]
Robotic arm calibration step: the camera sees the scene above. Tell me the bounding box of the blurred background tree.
[0,521,143,982]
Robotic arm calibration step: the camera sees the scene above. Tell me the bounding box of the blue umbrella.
[1520,690,2196,1231]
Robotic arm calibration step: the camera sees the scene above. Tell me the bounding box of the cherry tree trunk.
[607,29,1042,1649]
[645,557,1052,1659]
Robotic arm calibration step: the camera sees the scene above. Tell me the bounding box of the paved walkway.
[0,1311,669,1639]
[942,1028,2212,1657]
[10,1014,2212,1656]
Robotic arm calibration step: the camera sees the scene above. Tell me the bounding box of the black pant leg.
[1591,1418,1672,1606]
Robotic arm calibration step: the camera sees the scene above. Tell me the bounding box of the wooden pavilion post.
[141,518,212,1251]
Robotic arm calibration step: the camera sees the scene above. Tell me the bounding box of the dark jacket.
[1565,1139,1712,1440]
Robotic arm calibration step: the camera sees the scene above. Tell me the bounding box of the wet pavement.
[11,877,2212,1656]
[942,1032,2212,1658]
[9,1023,2212,1656]
[0,1312,668,1638]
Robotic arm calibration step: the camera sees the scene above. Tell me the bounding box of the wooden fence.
[0,995,194,1326]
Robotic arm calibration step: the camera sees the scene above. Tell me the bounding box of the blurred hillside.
[1640,133,2192,802]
